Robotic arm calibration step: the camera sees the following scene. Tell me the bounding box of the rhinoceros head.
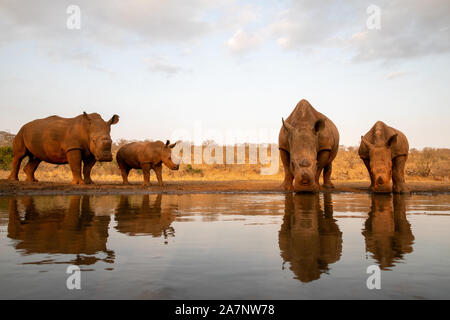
[361,134,397,193]
[282,117,325,192]
[161,140,180,170]
[83,112,119,162]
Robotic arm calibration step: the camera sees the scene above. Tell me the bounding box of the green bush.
[0,146,13,170]
[185,164,203,176]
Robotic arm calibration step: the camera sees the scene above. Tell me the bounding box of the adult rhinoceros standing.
[279,100,339,192]
[8,112,119,184]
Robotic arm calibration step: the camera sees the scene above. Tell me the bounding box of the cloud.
[0,0,221,72]
[47,50,114,74]
[1,0,449,65]
[145,56,183,75]
[222,3,266,56]
[240,0,450,63]
[216,3,261,31]
[226,29,264,55]
[386,71,410,80]
[182,48,193,56]
[0,0,217,46]
[266,0,365,49]
[349,0,450,62]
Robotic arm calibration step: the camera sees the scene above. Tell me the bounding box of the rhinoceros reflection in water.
[7,196,114,265]
[114,195,176,239]
[362,194,414,270]
[279,193,342,283]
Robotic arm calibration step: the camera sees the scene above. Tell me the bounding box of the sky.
[0,0,449,148]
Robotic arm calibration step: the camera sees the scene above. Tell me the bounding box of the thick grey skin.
[359,121,409,194]
[279,99,340,192]
[116,140,179,187]
[8,112,119,184]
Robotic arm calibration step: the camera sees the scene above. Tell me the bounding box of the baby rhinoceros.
[359,121,409,194]
[116,140,180,186]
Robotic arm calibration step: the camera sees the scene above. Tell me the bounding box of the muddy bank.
[0,179,449,196]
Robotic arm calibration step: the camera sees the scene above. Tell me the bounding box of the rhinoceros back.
[20,115,88,164]
[116,142,147,169]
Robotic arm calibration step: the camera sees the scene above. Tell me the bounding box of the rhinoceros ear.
[168,140,179,149]
[386,133,398,148]
[314,119,325,133]
[108,114,119,125]
[83,111,91,121]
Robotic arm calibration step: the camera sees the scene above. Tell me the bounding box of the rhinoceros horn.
[282,118,295,133]
[361,136,374,149]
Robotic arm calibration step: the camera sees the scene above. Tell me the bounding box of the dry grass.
[0,142,449,183]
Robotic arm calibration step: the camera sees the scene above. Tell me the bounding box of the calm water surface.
[0,192,449,299]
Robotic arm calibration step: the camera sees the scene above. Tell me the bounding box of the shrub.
[185,164,203,176]
[0,146,13,170]
[406,148,442,177]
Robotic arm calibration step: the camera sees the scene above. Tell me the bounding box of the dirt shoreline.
[0,179,449,196]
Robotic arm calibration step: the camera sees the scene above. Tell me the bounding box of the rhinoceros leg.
[117,157,130,184]
[363,158,374,189]
[392,155,409,194]
[317,150,334,188]
[323,163,335,188]
[67,150,84,185]
[8,154,26,181]
[23,157,41,182]
[141,163,151,187]
[118,165,130,185]
[154,164,164,187]
[8,136,27,181]
[119,163,131,184]
[280,149,294,191]
[83,157,96,184]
